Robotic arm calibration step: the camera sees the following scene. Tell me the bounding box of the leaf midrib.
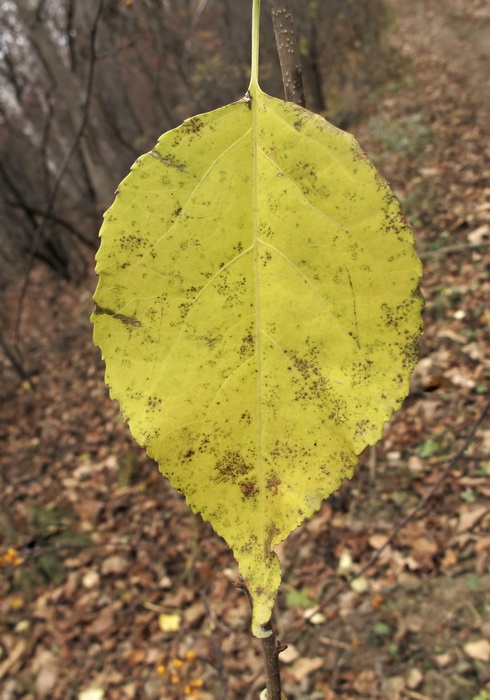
[251,84,267,554]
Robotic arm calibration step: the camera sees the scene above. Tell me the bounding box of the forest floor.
[1,0,490,698]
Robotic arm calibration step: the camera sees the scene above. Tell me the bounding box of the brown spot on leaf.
[146,395,162,410]
[239,333,254,356]
[215,451,252,482]
[266,473,281,495]
[181,116,204,135]
[240,411,252,425]
[240,481,259,499]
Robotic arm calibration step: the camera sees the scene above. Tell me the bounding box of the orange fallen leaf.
[441,549,458,568]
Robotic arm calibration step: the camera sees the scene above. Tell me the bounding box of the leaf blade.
[93,86,422,637]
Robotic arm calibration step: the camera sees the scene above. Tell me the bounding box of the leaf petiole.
[249,0,261,93]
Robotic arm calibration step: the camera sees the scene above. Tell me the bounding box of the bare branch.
[236,580,284,700]
[260,622,283,700]
[268,0,305,107]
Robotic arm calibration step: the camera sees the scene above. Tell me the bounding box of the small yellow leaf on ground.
[350,576,369,593]
[338,551,354,576]
[158,613,181,632]
[1,548,23,566]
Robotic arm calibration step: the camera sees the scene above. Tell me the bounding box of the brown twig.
[268,0,305,107]
[309,395,490,615]
[236,579,283,700]
[260,621,283,700]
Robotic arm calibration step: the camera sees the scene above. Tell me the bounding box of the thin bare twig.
[310,395,490,615]
[236,580,284,700]
[260,622,283,700]
[268,0,305,107]
[14,0,105,341]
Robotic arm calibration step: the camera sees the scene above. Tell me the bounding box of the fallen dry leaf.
[463,639,490,662]
[36,665,59,697]
[441,549,458,568]
[458,506,489,533]
[467,223,490,244]
[353,669,379,694]
[85,608,115,636]
[406,667,423,689]
[101,554,129,575]
[369,533,390,549]
[434,652,452,668]
[279,644,300,664]
[0,639,27,681]
[475,536,490,553]
[82,570,100,589]
[79,690,105,700]
[290,657,324,681]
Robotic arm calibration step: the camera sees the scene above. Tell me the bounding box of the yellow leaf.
[350,576,369,593]
[7,596,25,610]
[92,0,422,637]
[158,613,181,632]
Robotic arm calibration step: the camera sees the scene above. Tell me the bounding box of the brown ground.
[1,0,490,698]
